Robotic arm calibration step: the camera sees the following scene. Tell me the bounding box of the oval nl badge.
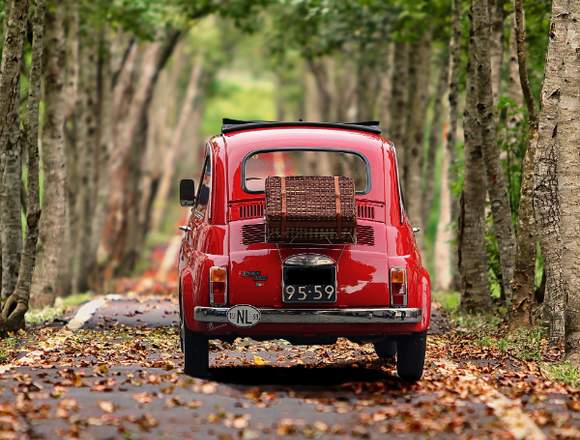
[227,305,261,328]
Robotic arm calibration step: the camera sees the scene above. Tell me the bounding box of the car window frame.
[240,147,372,195]
[193,149,212,221]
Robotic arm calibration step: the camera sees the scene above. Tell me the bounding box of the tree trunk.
[434,131,453,291]
[510,0,539,325]
[405,33,432,241]
[472,0,516,299]
[460,3,492,312]
[88,33,114,293]
[446,0,463,289]
[422,51,449,226]
[557,0,580,360]
[100,32,181,280]
[0,0,28,302]
[150,57,203,233]
[532,0,571,346]
[71,31,99,294]
[488,0,505,103]
[306,57,333,121]
[30,1,67,308]
[388,42,409,186]
[1,0,44,331]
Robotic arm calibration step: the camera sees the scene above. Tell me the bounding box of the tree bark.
[30,1,67,308]
[306,57,333,121]
[150,56,203,233]
[488,0,505,104]
[100,31,181,281]
[422,51,449,226]
[0,0,28,302]
[88,32,113,292]
[405,33,432,242]
[71,30,99,294]
[510,0,539,325]
[460,4,492,312]
[2,0,44,331]
[472,0,516,299]
[557,0,580,360]
[533,0,571,346]
[446,0,463,289]
[388,42,409,186]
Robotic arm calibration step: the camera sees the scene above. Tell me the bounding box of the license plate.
[282,284,336,303]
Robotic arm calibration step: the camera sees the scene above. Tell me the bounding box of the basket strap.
[334,176,342,237]
[281,177,287,238]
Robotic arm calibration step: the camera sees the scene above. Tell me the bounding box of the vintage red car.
[178,119,431,382]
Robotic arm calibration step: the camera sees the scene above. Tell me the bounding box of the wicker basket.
[265,176,356,243]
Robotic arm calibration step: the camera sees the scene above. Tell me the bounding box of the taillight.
[390,267,407,307]
[209,266,227,306]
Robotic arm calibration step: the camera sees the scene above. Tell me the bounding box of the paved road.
[0,294,578,439]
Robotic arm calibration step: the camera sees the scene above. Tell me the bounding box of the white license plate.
[227,305,261,328]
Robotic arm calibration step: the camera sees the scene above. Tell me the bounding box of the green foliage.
[0,335,18,363]
[25,292,95,326]
[433,291,461,315]
[478,326,545,361]
[544,362,580,388]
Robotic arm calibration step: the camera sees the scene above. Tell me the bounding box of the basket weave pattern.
[265,176,356,243]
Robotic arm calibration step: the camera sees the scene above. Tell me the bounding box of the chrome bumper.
[194,306,422,324]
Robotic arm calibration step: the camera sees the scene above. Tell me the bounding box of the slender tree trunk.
[0,0,28,302]
[389,42,409,185]
[100,32,181,280]
[306,57,333,121]
[557,0,580,360]
[71,31,99,294]
[151,57,203,233]
[510,0,539,325]
[446,0,463,289]
[88,33,113,292]
[472,0,516,299]
[30,1,67,308]
[460,4,492,312]
[488,0,505,103]
[1,0,44,330]
[422,51,449,226]
[434,141,453,291]
[405,33,432,241]
[533,0,571,346]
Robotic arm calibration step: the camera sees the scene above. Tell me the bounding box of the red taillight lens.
[210,266,227,305]
[390,267,407,307]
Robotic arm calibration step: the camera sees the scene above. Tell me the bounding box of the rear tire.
[373,339,396,360]
[396,331,427,382]
[182,326,209,378]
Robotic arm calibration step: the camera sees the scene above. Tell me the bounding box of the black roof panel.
[221,118,381,135]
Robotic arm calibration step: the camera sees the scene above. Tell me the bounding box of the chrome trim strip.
[194,306,422,324]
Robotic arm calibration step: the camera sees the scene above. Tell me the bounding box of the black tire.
[182,325,209,378]
[396,331,427,382]
[373,339,397,359]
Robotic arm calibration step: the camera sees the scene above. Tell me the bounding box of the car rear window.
[243,149,370,194]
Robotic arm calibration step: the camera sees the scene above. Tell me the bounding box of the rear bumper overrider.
[194,306,422,324]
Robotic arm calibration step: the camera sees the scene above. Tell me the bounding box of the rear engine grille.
[357,204,375,220]
[237,202,265,220]
[241,223,375,246]
[356,225,374,246]
[242,223,266,245]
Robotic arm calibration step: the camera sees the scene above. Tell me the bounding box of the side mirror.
[180,179,195,207]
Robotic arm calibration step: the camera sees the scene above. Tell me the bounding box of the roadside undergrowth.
[433,291,579,387]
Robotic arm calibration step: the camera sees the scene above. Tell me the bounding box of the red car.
[178,120,431,382]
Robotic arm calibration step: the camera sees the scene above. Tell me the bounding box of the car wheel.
[396,331,427,382]
[373,339,396,360]
[182,325,209,378]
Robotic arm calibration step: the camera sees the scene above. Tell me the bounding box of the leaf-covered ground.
[0,287,578,440]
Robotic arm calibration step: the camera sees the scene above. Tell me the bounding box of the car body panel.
[179,125,431,338]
